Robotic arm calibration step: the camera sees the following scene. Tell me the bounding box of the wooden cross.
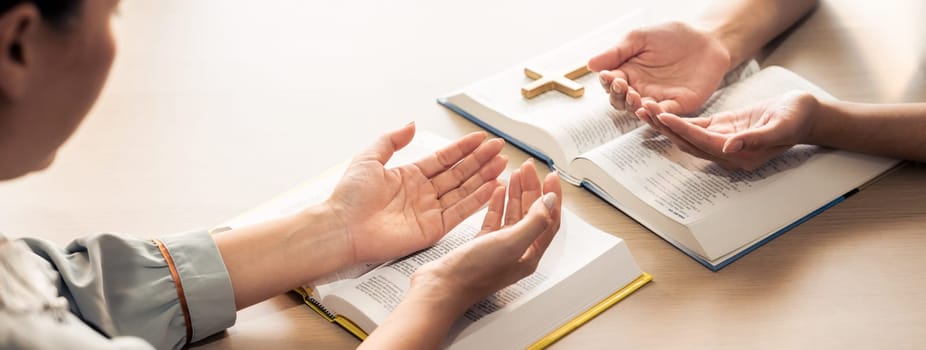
[520,64,591,99]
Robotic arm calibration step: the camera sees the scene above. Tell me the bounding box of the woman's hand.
[326,123,508,265]
[360,159,563,350]
[412,160,562,309]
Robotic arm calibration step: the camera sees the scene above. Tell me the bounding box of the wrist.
[700,21,741,72]
[288,203,355,279]
[695,1,766,72]
[407,270,475,317]
[214,202,355,307]
[362,272,470,349]
[804,94,832,146]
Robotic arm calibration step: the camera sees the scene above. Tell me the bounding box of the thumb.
[358,122,416,164]
[504,192,557,253]
[656,99,688,116]
[722,124,789,153]
[587,30,643,72]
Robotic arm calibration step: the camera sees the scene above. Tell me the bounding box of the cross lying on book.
[521,64,590,99]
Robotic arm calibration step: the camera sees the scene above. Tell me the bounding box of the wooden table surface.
[1,1,923,349]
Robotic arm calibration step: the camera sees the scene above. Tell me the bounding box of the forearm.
[359,283,470,350]
[808,99,926,161]
[699,0,819,69]
[214,203,353,309]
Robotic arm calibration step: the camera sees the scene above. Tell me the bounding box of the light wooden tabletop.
[1,0,923,349]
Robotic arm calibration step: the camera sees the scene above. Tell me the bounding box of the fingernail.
[724,139,744,153]
[542,192,557,210]
[612,83,622,94]
[625,94,633,107]
[406,121,415,126]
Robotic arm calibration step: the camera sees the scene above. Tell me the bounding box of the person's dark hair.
[0,0,80,26]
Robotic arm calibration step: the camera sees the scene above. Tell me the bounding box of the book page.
[320,213,502,333]
[582,126,820,225]
[467,73,644,157]
[576,67,833,225]
[320,210,633,344]
[446,211,643,349]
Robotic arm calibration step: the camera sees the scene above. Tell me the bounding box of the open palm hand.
[648,91,819,170]
[327,123,507,264]
[413,160,563,309]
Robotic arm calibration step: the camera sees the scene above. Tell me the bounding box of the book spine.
[294,287,337,320]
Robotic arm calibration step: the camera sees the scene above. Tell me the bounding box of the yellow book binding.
[295,287,370,340]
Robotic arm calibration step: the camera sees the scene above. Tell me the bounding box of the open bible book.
[218,130,651,349]
[437,12,900,270]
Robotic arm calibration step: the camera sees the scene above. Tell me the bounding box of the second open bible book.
[437,11,899,270]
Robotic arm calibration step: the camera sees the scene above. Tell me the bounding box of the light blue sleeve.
[0,310,156,350]
[21,231,237,350]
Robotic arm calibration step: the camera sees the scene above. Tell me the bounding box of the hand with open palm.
[326,123,508,264]
[645,91,819,170]
[414,159,563,307]
[359,159,563,350]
